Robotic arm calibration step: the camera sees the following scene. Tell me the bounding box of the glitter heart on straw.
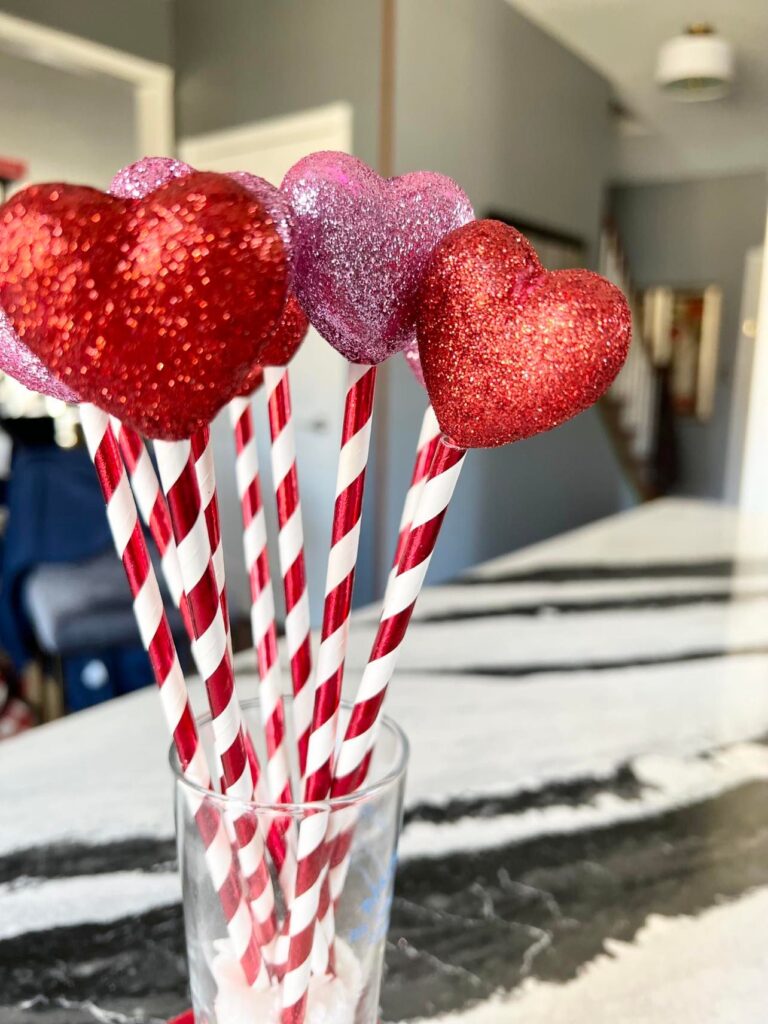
[418,219,632,448]
[282,150,474,364]
[109,156,195,200]
[0,174,288,439]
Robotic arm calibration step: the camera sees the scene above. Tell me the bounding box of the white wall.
[0,50,136,192]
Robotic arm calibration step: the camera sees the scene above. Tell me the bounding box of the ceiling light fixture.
[656,23,734,101]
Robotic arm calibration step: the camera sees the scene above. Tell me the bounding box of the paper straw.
[333,436,465,792]
[230,396,294,818]
[282,438,465,1020]
[154,437,278,955]
[280,801,330,1023]
[113,417,281,891]
[189,426,271,787]
[80,404,269,990]
[303,363,376,802]
[191,427,233,659]
[323,435,465,973]
[387,403,441,589]
[109,418,194,642]
[293,362,376,978]
[264,367,313,776]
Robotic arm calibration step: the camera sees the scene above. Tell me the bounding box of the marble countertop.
[3,497,768,1022]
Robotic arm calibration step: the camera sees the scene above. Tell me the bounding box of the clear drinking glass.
[171,697,408,1024]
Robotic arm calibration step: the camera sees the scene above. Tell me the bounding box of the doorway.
[180,103,354,623]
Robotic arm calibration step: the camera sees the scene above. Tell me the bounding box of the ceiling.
[506,0,768,183]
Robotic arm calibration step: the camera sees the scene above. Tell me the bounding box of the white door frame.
[179,102,352,175]
[0,11,174,156]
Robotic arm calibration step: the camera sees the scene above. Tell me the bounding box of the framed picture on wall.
[641,284,723,422]
[485,210,586,270]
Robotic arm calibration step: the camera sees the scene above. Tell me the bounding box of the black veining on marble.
[0,837,177,886]
[459,558,768,586]
[3,998,172,1024]
[412,587,768,624]
[4,779,768,1022]
[416,643,768,678]
[0,906,187,1024]
[403,763,643,826]
[384,779,768,1018]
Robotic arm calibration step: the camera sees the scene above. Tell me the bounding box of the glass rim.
[169,696,409,813]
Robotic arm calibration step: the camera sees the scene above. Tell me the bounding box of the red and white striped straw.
[153,437,278,956]
[264,367,313,777]
[387,403,441,588]
[299,362,376,978]
[109,418,194,642]
[112,418,278,882]
[333,435,465,793]
[80,405,269,990]
[190,426,273,794]
[283,438,466,1021]
[303,363,376,802]
[324,434,467,997]
[191,427,233,658]
[229,395,293,810]
[280,802,330,1023]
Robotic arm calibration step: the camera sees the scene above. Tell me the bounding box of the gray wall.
[0,0,173,64]
[394,0,614,266]
[174,0,382,167]
[383,360,633,586]
[379,0,628,586]
[613,172,768,499]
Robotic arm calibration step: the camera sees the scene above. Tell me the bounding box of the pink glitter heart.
[109,156,195,199]
[0,308,78,401]
[281,151,473,364]
[228,172,292,254]
[403,337,425,387]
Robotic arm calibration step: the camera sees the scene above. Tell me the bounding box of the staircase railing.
[599,224,667,500]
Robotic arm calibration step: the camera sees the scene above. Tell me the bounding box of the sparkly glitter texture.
[0,174,287,439]
[258,293,309,366]
[229,172,293,254]
[109,157,194,200]
[403,337,425,387]
[281,151,473,365]
[236,362,263,397]
[111,161,292,255]
[111,160,305,382]
[0,307,78,401]
[418,220,631,449]
[236,295,310,397]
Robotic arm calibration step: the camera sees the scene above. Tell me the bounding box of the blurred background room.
[0,0,763,727]
[3,3,768,1024]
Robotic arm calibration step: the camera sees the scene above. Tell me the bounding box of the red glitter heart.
[259,293,310,367]
[418,219,631,448]
[0,173,287,439]
[236,294,309,398]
